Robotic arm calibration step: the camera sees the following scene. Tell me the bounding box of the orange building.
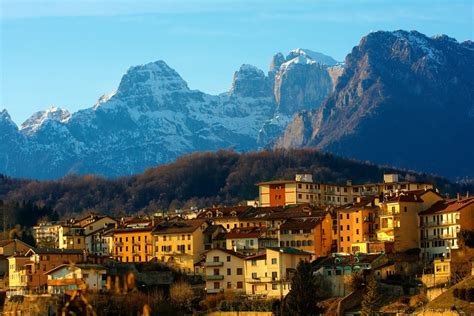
[112,219,155,263]
[278,214,333,258]
[336,198,379,254]
[258,174,317,207]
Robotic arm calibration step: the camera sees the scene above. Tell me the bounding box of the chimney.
[457,193,460,201]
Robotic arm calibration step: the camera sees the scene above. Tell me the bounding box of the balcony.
[206,275,224,281]
[204,261,224,267]
[207,288,222,294]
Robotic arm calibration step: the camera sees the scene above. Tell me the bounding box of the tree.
[285,260,328,316]
[361,274,382,316]
[169,281,195,312]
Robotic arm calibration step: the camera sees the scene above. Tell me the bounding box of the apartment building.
[153,219,208,274]
[198,206,253,231]
[278,214,332,258]
[419,197,474,260]
[8,248,84,295]
[112,219,155,263]
[58,225,86,250]
[32,222,62,248]
[336,198,379,254]
[257,173,433,208]
[0,239,33,290]
[203,248,246,294]
[244,247,312,299]
[214,227,262,255]
[378,189,443,252]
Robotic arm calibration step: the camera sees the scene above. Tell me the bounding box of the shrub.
[169,281,195,311]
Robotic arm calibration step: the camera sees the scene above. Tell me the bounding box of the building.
[244,247,312,299]
[79,215,118,255]
[198,206,253,231]
[336,198,379,254]
[153,219,208,274]
[203,248,246,294]
[32,222,62,248]
[378,189,443,252]
[112,219,155,263]
[419,197,474,261]
[214,227,262,255]
[257,174,318,207]
[203,225,227,251]
[257,173,434,208]
[278,214,332,258]
[58,225,86,250]
[8,248,84,295]
[313,253,386,296]
[0,239,33,290]
[46,264,107,294]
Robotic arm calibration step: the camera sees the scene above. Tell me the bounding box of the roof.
[266,247,313,256]
[198,206,253,219]
[225,226,263,239]
[241,204,325,221]
[202,248,247,259]
[244,253,266,261]
[312,253,384,269]
[256,180,299,185]
[279,217,323,230]
[0,239,33,249]
[420,197,474,215]
[203,224,225,235]
[45,263,106,275]
[27,248,84,256]
[153,219,207,234]
[385,192,424,203]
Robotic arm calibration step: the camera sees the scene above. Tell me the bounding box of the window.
[272,272,277,280]
[227,268,231,275]
[404,206,408,213]
[213,268,219,276]
[298,194,302,199]
[188,244,191,250]
[237,282,243,289]
[187,234,191,240]
[346,214,349,219]
[252,272,258,279]
[237,268,243,275]
[356,218,359,223]
[340,225,343,231]
[251,260,256,266]
[347,236,350,241]
[227,282,232,289]
[272,284,278,290]
[163,236,166,241]
[214,282,220,290]
[271,258,277,264]
[227,256,231,262]
[213,256,219,262]
[356,229,359,235]
[347,225,350,230]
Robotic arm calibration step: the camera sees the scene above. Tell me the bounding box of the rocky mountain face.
[1,49,341,179]
[277,31,474,179]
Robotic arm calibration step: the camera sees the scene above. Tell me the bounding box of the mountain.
[276,30,474,180]
[1,50,341,179]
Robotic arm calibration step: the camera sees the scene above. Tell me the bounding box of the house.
[0,239,33,290]
[244,247,312,299]
[313,253,386,296]
[215,227,262,255]
[46,264,107,294]
[8,248,84,295]
[197,206,253,231]
[257,174,319,207]
[112,219,155,263]
[202,225,226,250]
[79,215,118,255]
[32,222,62,248]
[202,248,246,294]
[419,197,474,260]
[58,225,86,250]
[278,214,332,258]
[153,219,208,274]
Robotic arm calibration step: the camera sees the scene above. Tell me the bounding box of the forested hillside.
[1,149,471,225]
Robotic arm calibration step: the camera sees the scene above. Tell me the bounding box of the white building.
[46,264,107,294]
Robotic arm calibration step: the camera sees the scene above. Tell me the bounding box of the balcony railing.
[204,261,224,267]
[206,275,224,280]
[206,288,222,294]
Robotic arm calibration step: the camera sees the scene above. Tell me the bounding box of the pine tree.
[285,260,325,316]
[361,274,381,316]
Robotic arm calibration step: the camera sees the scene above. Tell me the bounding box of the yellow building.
[203,248,246,294]
[378,190,443,253]
[59,225,86,250]
[336,198,379,254]
[244,247,312,299]
[112,219,155,263]
[153,219,208,274]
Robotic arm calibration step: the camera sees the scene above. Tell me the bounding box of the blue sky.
[1,0,472,125]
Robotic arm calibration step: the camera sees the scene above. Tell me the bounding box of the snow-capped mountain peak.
[20,106,71,135]
[287,48,339,66]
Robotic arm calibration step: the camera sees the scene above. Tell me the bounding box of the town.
[1,173,473,315]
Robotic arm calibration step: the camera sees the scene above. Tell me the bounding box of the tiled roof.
[202,248,247,259]
[279,217,323,230]
[29,248,83,255]
[198,206,253,219]
[420,197,474,215]
[266,247,313,255]
[256,180,300,185]
[153,219,207,234]
[244,253,266,261]
[241,204,325,220]
[226,227,263,239]
[385,192,424,203]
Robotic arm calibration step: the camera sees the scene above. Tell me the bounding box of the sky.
[1,0,473,125]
